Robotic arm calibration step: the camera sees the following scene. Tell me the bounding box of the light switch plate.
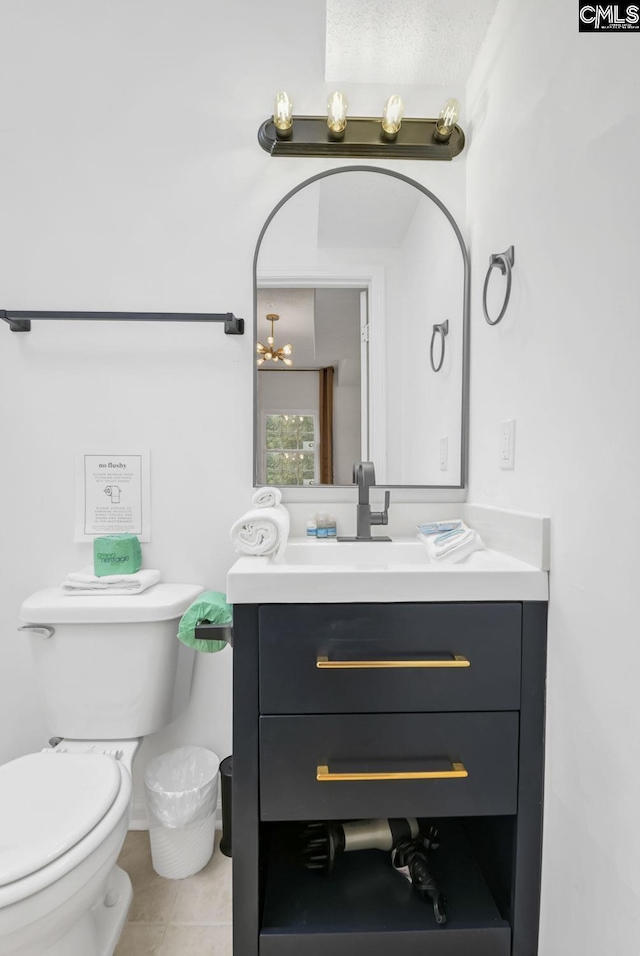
[500,420,515,469]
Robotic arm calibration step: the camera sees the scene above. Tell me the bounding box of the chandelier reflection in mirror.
[256,313,294,366]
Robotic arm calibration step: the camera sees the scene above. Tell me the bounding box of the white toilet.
[0,583,203,956]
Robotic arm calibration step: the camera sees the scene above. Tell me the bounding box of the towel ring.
[482,246,515,326]
[429,320,449,373]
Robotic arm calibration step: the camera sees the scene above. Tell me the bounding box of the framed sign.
[75,449,151,542]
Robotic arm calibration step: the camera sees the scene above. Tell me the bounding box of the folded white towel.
[230,504,290,557]
[419,523,485,563]
[252,486,282,509]
[63,568,161,595]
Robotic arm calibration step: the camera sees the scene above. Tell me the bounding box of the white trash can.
[144,745,219,879]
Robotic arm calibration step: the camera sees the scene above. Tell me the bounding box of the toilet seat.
[0,753,131,909]
[0,753,121,887]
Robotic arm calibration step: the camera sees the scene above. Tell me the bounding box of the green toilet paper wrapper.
[93,534,142,577]
[178,591,232,653]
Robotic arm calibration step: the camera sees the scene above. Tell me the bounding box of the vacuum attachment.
[391,826,447,925]
[301,818,419,874]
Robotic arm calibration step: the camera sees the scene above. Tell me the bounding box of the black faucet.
[338,461,391,542]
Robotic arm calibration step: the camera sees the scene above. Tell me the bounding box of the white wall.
[466,2,640,952]
[0,0,466,798]
[257,372,319,432]
[386,198,464,484]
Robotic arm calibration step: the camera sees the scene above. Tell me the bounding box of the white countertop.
[227,537,549,604]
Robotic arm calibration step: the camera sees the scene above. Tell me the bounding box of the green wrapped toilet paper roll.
[93,534,142,577]
[178,591,232,653]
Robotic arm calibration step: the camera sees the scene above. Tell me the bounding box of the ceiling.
[317,174,422,249]
[325,0,499,86]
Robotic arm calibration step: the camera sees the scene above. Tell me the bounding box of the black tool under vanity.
[232,601,547,956]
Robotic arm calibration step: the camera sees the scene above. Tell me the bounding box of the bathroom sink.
[281,540,429,568]
[227,536,549,604]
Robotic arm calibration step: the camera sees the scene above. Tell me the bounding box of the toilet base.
[21,866,132,956]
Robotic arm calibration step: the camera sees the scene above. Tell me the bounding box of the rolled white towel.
[418,523,485,563]
[230,504,290,557]
[251,486,282,509]
[63,568,161,595]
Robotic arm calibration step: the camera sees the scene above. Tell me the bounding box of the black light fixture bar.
[258,116,464,160]
[0,309,244,334]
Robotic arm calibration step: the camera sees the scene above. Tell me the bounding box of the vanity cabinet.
[233,602,547,956]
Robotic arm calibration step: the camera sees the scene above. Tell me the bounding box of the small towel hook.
[429,320,449,373]
[482,245,515,326]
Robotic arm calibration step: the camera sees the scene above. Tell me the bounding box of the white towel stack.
[63,568,161,595]
[230,487,290,557]
[418,521,485,563]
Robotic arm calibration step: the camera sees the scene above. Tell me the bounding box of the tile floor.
[114,829,232,956]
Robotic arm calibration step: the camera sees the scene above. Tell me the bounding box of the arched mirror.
[253,166,469,488]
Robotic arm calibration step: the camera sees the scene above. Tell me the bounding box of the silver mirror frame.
[253,165,470,491]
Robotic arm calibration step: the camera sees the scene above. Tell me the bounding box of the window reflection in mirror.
[254,168,468,488]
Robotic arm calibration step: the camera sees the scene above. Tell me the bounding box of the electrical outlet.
[500,420,515,469]
[440,437,448,471]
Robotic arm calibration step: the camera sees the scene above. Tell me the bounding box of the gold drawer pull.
[316,655,470,669]
[317,761,468,782]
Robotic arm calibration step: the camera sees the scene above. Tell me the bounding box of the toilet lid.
[0,752,121,886]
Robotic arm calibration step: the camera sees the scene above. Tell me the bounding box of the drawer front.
[259,604,521,714]
[260,712,519,821]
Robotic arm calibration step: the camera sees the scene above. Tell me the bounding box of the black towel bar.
[0,310,244,334]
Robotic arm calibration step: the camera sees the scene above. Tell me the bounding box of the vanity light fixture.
[258,94,464,160]
[256,313,293,366]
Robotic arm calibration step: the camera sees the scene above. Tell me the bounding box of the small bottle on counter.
[306,515,318,538]
[316,513,329,538]
[327,515,337,537]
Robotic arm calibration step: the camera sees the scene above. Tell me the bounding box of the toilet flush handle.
[18,624,55,639]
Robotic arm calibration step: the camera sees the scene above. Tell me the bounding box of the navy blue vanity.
[231,600,547,956]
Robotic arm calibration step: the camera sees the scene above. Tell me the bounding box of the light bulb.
[439,98,459,129]
[273,91,293,138]
[267,335,274,346]
[256,343,265,353]
[283,358,293,367]
[257,357,264,365]
[327,91,348,139]
[265,351,273,360]
[282,344,293,355]
[273,355,280,362]
[434,97,460,142]
[381,94,405,140]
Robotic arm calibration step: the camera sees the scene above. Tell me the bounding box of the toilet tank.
[20,583,204,740]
